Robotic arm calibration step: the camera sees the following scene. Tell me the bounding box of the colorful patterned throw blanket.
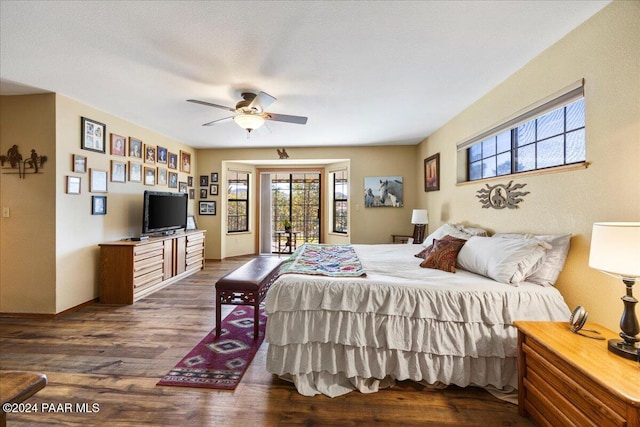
[278,244,366,277]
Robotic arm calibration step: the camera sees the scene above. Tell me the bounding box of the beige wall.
[416,1,640,332]
[196,145,419,259]
[0,94,57,313]
[1,94,196,314]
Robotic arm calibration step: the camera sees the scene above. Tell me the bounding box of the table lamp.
[411,209,429,244]
[588,222,640,360]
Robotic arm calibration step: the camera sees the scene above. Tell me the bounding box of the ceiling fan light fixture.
[233,114,265,131]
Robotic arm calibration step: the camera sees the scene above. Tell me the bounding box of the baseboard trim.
[0,298,99,319]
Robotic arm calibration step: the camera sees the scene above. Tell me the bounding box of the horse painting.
[363,176,404,207]
[379,178,403,207]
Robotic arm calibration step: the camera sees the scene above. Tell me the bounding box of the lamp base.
[412,224,426,244]
[608,339,639,360]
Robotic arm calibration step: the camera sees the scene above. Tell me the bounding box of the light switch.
[2,207,9,218]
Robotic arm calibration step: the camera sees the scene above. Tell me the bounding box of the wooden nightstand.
[391,234,413,244]
[515,321,640,427]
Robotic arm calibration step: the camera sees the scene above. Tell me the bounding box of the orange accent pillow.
[420,236,466,273]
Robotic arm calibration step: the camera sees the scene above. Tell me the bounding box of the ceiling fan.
[187,91,307,133]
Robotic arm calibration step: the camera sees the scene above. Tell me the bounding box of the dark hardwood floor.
[0,257,533,426]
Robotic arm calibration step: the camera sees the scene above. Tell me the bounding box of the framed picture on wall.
[129,162,142,182]
[81,117,106,153]
[180,151,191,173]
[199,201,216,215]
[424,153,440,192]
[200,189,208,199]
[168,172,178,188]
[168,152,178,170]
[363,176,403,207]
[66,176,81,194]
[72,154,87,173]
[144,145,156,164]
[89,168,108,193]
[157,167,167,186]
[110,133,126,156]
[110,160,126,183]
[209,184,218,196]
[157,146,168,164]
[92,195,107,215]
[129,137,143,158]
[144,167,156,186]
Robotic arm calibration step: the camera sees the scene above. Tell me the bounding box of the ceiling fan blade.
[202,116,234,126]
[264,112,308,125]
[248,91,277,112]
[187,99,236,113]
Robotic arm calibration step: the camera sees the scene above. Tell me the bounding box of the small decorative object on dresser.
[589,222,640,360]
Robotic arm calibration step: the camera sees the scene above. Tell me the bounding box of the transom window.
[458,80,586,183]
[468,98,585,180]
[227,171,249,232]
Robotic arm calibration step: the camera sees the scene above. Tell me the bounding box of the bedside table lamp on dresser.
[589,222,640,360]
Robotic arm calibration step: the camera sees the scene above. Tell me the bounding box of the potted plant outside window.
[283,219,292,232]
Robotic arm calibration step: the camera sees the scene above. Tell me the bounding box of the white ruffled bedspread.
[265,244,570,397]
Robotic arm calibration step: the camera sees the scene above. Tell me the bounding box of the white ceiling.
[0,1,609,149]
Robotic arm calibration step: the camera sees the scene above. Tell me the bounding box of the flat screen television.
[142,190,188,235]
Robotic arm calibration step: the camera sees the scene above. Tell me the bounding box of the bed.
[264,225,572,398]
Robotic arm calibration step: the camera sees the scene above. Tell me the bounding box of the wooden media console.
[99,230,205,304]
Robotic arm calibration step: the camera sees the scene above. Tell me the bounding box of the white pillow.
[457,236,551,285]
[459,225,488,237]
[421,223,472,247]
[493,233,571,286]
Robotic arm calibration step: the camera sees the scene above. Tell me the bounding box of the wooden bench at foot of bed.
[215,256,283,339]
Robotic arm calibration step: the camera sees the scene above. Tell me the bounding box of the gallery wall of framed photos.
[68,114,197,218]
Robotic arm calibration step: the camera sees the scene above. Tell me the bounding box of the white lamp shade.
[411,209,429,225]
[589,222,640,278]
[234,114,265,130]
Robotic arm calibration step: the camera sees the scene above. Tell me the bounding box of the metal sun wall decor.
[476,180,529,209]
[0,145,48,178]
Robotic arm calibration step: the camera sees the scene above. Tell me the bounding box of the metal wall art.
[277,148,289,159]
[0,145,48,178]
[476,180,529,209]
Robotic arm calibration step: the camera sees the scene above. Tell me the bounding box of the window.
[332,169,348,234]
[459,80,586,182]
[227,171,249,232]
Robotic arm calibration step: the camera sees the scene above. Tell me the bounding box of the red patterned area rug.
[157,304,266,390]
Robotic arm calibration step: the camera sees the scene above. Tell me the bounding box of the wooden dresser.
[515,321,640,427]
[99,230,205,304]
